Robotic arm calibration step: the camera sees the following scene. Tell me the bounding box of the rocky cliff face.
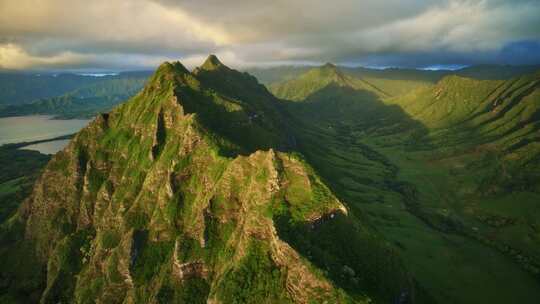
[2,56,413,304]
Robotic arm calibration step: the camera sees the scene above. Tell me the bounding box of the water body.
[0,115,90,154]
[0,115,90,146]
[21,139,71,155]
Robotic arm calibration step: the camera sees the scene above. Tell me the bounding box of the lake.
[21,139,72,155]
[0,115,90,153]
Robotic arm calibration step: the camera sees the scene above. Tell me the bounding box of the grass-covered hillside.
[386,71,540,186]
[269,63,389,101]
[245,66,313,86]
[273,64,540,303]
[0,56,418,304]
[251,63,540,99]
[0,144,50,223]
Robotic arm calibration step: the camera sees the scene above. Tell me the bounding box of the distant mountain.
[456,64,540,80]
[252,64,540,98]
[0,56,415,304]
[0,72,151,118]
[0,71,152,106]
[245,66,312,85]
[269,63,388,101]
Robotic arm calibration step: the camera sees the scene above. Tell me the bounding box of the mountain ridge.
[269,64,389,101]
[1,56,414,304]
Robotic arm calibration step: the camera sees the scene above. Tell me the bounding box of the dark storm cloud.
[0,0,539,70]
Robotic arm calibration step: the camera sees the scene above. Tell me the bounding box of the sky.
[0,0,539,71]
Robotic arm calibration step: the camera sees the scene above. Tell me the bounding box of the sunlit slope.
[269,64,389,101]
[387,72,540,167]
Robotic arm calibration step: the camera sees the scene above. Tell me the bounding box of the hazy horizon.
[2,59,539,75]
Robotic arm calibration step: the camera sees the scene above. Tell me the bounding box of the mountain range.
[0,71,151,119]
[1,56,539,303]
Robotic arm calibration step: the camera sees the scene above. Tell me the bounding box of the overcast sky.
[1,0,539,71]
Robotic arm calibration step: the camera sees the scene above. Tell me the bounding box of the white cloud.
[0,0,539,69]
[0,43,89,69]
[349,0,540,54]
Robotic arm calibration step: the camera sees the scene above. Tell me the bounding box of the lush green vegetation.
[0,144,50,222]
[157,278,210,304]
[0,142,54,303]
[269,63,388,101]
[0,226,45,304]
[217,241,292,304]
[1,57,402,303]
[275,212,414,303]
[1,58,539,304]
[273,63,540,303]
[245,66,312,85]
[251,64,540,93]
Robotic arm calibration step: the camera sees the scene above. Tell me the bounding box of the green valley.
[272,64,540,303]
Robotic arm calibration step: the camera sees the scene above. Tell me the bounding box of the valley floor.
[289,113,540,304]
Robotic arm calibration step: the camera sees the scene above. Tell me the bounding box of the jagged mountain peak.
[269,63,390,101]
[312,63,343,76]
[122,56,293,155]
[200,54,226,71]
[293,63,351,88]
[143,60,192,93]
[321,62,338,70]
[154,61,190,77]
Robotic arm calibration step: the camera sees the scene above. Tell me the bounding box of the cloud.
[0,0,539,70]
[0,0,229,59]
[349,0,540,53]
[0,43,89,69]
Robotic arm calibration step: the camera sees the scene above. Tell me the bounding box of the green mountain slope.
[0,56,416,304]
[253,64,540,99]
[245,66,312,85]
[388,71,540,154]
[385,75,504,129]
[385,71,540,196]
[270,63,388,101]
[0,144,50,223]
[274,65,540,303]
